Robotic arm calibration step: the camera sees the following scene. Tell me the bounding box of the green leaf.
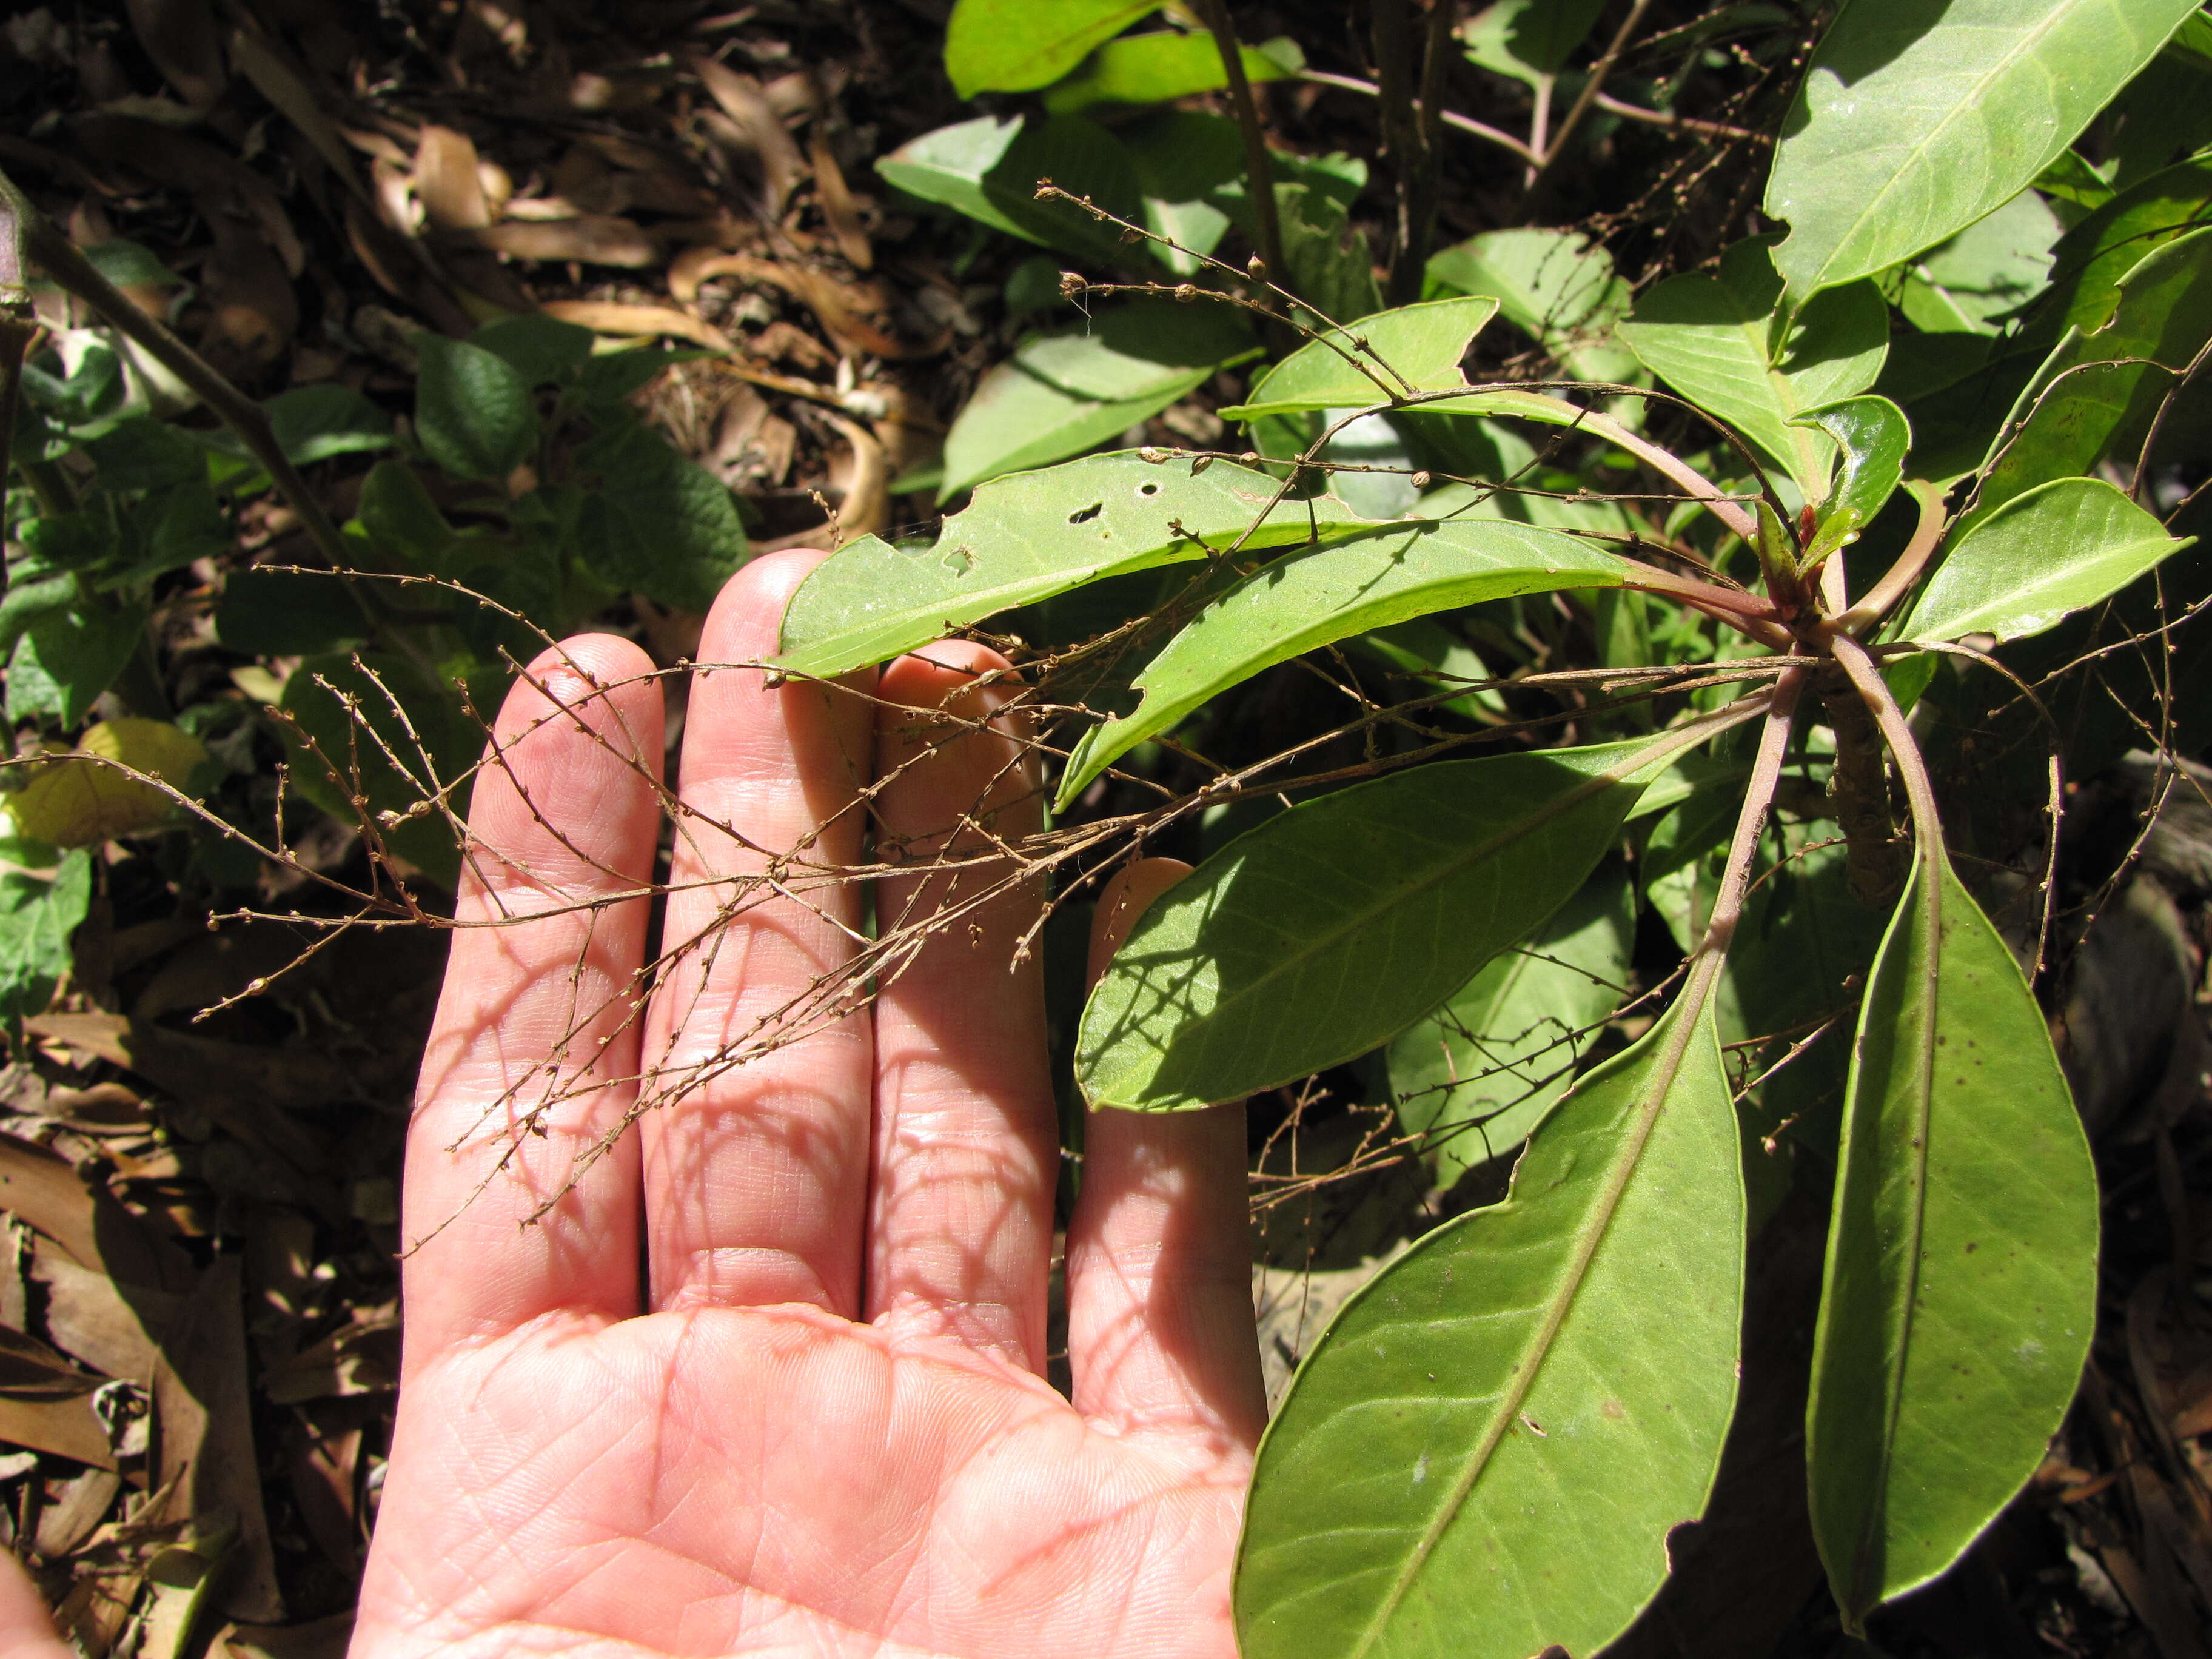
[1616,237,1888,495]
[575,417,749,611]
[773,452,1372,679]
[0,573,77,663]
[1458,0,1611,83]
[1902,475,2192,645]
[1121,111,1243,273]
[1237,989,1743,1659]
[876,115,1143,269]
[0,850,91,1046]
[576,346,688,407]
[943,0,1158,96]
[1764,0,2204,303]
[1078,739,1666,1111]
[1044,30,1300,113]
[468,314,597,388]
[7,602,146,727]
[2032,152,2212,345]
[1792,395,1910,562]
[215,568,371,657]
[1425,227,1637,382]
[82,417,204,492]
[2031,150,2116,218]
[357,460,466,575]
[264,384,396,467]
[1389,865,1634,1184]
[1222,296,1501,420]
[940,300,1259,498]
[1275,181,1386,327]
[1807,850,2097,1626]
[412,335,538,483]
[1965,226,2212,529]
[1895,190,2063,337]
[1056,517,1629,807]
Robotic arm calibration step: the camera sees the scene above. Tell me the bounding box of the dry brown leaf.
[541,299,736,354]
[808,133,871,270]
[822,412,888,543]
[286,1419,360,1574]
[201,215,300,373]
[261,1312,398,1406]
[670,252,916,358]
[72,116,304,277]
[335,126,408,168]
[155,1259,283,1622]
[37,1467,123,1557]
[413,126,492,232]
[0,1390,115,1468]
[211,1612,354,1659]
[0,1133,106,1270]
[462,216,660,268]
[123,0,226,112]
[225,27,365,203]
[32,1238,181,1381]
[0,1319,101,1397]
[691,57,804,216]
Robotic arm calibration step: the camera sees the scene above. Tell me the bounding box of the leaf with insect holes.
[1763,0,2204,303]
[1901,476,2192,645]
[1236,990,1742,1659]
[1808,847,2097,1627]
[1219,296,1501,419]
[1078,739,1670,1112]
[1791,395,1909,563]
[772,452,1374,679]
[1055,517,1630,808]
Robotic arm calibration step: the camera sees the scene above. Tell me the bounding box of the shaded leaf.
[1458,0,1612,82]
[1078,739,1668,1111]
[575,417,748,611]
[1274,181,1386,327]
[1389,865,1634,1183]
[264,385,394,468]
[944,0,1159,96]
[468,314,597,388]
[83,417,204,492]
[1057,517,1629,806]
[1222,295,1500,419]
[876,114,1144,269]
[1237,992,1743,1659]
[1425,227,1636,381]
[412,335,537,484]
[2031,151,2212,345]
[1808,851,2098,1625]
[355,461,465,575]
[7,599,147,727]
[1765,0,2202,302]
[1896,190,2063,337]
[1903,475,2191,643]
[1616,236,1888,495]
[774,452,1371,679]
[1121,110,1243,273]
[215,568,371,659]
[0,850,90,1045]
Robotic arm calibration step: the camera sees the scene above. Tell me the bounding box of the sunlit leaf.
[1458,0,1610,83]
[943,0,1158,96]
[1902,476,2191,644]
[1808,849,2097,1626]
[773,452,1371,679]
[2031,151,2212,344]
[876,114,1143,269]
[1791,395,1909,562]
[1764,0,2202,303]
[1426,227,1637,381]
[1044,30,1300,113]
[5,719,207,848]
[1615,237,1888,496]
[0,850,90,1045]
[1389,865,1634,1183]
[1221,296,1500,418]
[1056,517,1629,807]
[1238,991,1742,1659]
[1078,739,1670,1111]
[1895,190,2062,337]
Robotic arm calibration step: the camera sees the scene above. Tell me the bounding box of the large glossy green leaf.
[1042,30,1300,113]
[943,0,1157,96]
[1237,991,1743,1659]
[1764,0,2202,303]
[1895,190,2063,337]
[940,301,1258,498]
[1078,739,1669,1111]
[1615,237,1888,495]
[1964,226,2212,531]
[773,452,1370,678]
[1389,865,1634,1184]
[1221,296,1501,419]
[1055,517,1629,806]
[1424,228,1637,381]
[1902,476,2191,645]
[1807,850,2097,1627]
[876,115,1142,268]
[1792,395,1909,562]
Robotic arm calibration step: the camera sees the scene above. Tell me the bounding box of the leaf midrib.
[1791,2,2082,293]
[1349,998,1715,1655]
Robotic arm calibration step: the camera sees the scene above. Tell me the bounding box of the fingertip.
[879,640,1018,712]
[1087,857,1195,991]
[501,632,663,752]
[699,549,833,663]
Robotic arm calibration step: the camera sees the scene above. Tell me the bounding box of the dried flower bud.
[1246,255,1267,280]
[1175,283,1198,303]
[1411,471,1432,488]
[1139,446,1170,464]
[1190,454,1215,475]
[1240,451,1260,464]
[1059,270,1085,295]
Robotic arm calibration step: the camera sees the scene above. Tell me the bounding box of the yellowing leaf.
[8,720,207,848]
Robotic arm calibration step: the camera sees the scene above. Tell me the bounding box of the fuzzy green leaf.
[1903,475,2191,645]
[773,452,1371,679]
[1237,991,1743,1659]
[1808,850,2098,1626]
[412,335,538,484]
[1764,0,2203,303]
[1078,740,1664,1111]
[1056,517,1629,807]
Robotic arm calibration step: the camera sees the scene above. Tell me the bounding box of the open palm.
[349,553,1264,1658]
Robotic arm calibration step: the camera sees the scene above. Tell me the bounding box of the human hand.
[348,552,1265,1657]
